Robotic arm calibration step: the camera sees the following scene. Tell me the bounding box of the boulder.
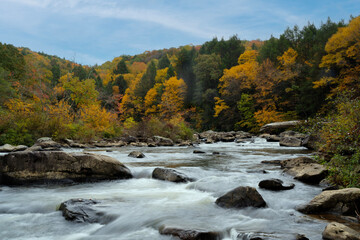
[153,136,174,146]
[0,144,28,152]
[258,178,295,191]
[279,137,302,147]
[152,168,193,183]
[128,151,145,158]
[26,137,62,151]
[260,120,303,133]
[59,198,115,224]
[280,157,316,169]
[215,186,267,209]
[297,188,360,215]
[159,227,221,240]
[235,131,252,139]
[121,135,138,144]
[322,222,360,240]
[285,163,328,184]
[0,151,132,185]
[296,234,309,240]
[259,134,280,142]
[279,130,306,139]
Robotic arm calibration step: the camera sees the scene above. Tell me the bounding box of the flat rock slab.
[215,186,267,209]
[0,144,28,152]
[152,168,193,183]
[0,151,132,185]
[159,227,221,240]
[322,222,360,240]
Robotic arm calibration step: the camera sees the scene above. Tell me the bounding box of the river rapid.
[0,139,327,240]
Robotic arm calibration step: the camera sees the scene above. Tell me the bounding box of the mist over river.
[0,139,327,239]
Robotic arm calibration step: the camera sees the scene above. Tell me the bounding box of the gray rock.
[0,144,28,152]
[279,130,306,139]
[322,222,360,240]
[128,151,145,158]
[0,151,132,185]
[193,150,205,154]
[159,227,221,240]
[215,186,267,209]
[259,133,280,142]
[260,120,303,133]
[152,168,193,183]
[279,137,302,147]
[285,163,327,184]
[280,157,316,169]
[258,178,295,191]
[301,134,319,150]
[297,188,360,215]
[59,198,115,224]
[153,136,174,146]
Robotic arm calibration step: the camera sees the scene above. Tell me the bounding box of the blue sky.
[1,0,359,66]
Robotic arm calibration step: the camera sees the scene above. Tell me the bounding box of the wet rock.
[215,186,267,209]
[0,151,132,185]
[193,150,205,154]
[128,151,145,158]
[0,144,28,152]
[59,198,114,224]
[212,152,220,155]
[159,227,221,240]
[130,142,148,147]
[153,136,174,146]
[297,188,360,216]
[261,159,282,165]
[279,137,302,147]
[296,234,309,240]
[258,178,295,191]
[322,222,360,240]
[178,141,193,147]
[152,168,193,183]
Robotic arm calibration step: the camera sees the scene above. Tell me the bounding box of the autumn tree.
[160,77,187,119]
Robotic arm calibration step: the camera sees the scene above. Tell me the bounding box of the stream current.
[0,138,327,239]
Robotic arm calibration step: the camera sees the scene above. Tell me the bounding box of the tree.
[158,54,171,69]
[113,59,129,74]
[160,77,187,119]
[134,60,157,98]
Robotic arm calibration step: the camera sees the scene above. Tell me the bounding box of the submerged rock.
[297,188,360,216]
[59,198,115,224]
[322,222,360,240]
[215,186,267,209]
[258,178,295,191]
[0,151,132,185]
[128,151,145,158]
[159,227,221,240]
[152,168,193,183]
[193,150,205,154]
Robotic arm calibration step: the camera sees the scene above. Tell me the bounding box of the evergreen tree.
[135,60,157,98]
[113,59,129,74]
[158,54,171,69]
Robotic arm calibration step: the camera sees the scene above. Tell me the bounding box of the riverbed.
[0,139,327,239]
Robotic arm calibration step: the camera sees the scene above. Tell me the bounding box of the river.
[0,139,327,239]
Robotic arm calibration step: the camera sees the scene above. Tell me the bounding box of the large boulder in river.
[152,168,193,183]
[279,137,302,147]
[0,151,132,185]
[0,144,28,152]
[215,186,267,209]
[159,227,221,240]
[322,222,360,240]
[297,188,360,215]
[258,178,295,191]
[280,157,327,184]
[59,198,115,224]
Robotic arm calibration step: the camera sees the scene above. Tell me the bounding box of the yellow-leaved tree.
[159,77,187,119]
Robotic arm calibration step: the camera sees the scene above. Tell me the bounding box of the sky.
[1,0,360,66]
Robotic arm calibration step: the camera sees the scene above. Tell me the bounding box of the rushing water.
[0,139,328,240]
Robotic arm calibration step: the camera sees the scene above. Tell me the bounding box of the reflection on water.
[0,140,329,240]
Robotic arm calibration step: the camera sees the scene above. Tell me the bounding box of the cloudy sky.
[1,0,359,65]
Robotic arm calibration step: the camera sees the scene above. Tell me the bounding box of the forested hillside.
[0,16,358,151]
